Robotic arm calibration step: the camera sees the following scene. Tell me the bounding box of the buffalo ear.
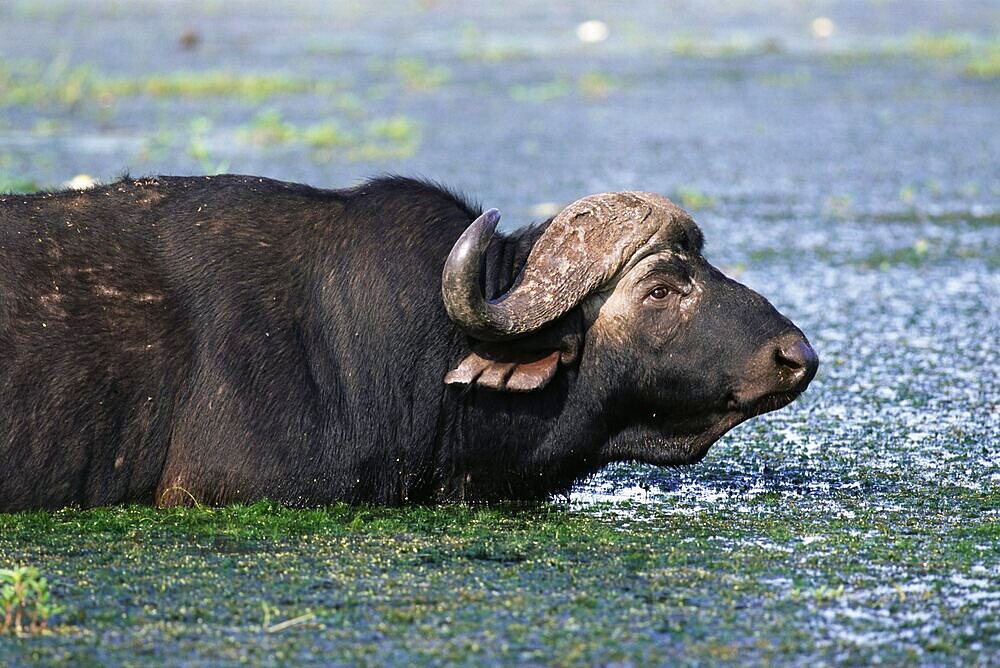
[444,344,577,392]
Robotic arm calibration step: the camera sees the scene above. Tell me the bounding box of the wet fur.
[0,174,811,510]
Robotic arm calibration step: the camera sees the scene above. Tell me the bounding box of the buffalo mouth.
[603,389,804,467]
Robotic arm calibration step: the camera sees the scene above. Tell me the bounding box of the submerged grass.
[508,72,620,103]
[0,176,40,194]
[837,32,1000,79]
[904,33,1000,79]
[0,60,335,109]
[1,484,996,664]
[236,108,421,160]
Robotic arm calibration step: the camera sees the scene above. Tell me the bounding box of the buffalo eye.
[648,286,670,300]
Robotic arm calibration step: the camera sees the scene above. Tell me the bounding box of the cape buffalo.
[0,175,817,510]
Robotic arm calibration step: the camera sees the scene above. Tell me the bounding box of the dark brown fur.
[0,174,816,510]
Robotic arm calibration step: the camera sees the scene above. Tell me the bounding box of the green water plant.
[1,566,62,635]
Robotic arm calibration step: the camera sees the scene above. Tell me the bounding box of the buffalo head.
[441,191,818,467]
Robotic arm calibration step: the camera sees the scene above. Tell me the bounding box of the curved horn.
[440,208,504,340]
[443,192,677,341]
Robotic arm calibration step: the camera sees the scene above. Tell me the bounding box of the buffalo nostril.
[775,339,819,383]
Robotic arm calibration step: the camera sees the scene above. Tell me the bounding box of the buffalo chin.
[603,390,803,467]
